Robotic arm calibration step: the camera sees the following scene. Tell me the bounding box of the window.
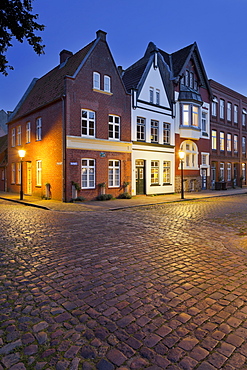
[212,130,217,150]
[212,96,218,117]
[182,104,189,126]
[185,70,189,86]
[104,75,111,92]
[163,123,170,144]
[234,105,238,124]
[108,160,120,187]
[81,110,95,137]
[156,89,160,105]
[192,106,199,127]
[16,162,21,184]
[150,88,154,103]
[227,134,231,152]
[17,125,21,146]
[220,132,225,151]
[181,140,198,169]
[109,115,120,140]
[201,153,209,165]
[36,118,42,141]
[151,120,159,142]
[234,135,238,153]
[242,137,246,155]
[242,163,246,181]
[242,109,247,126]
[163,161,171,184]
[220,99,225,119]
[26,122,31,143]
[93,72,100,90]
[151,161,159,185]
[227,163,231,181]
[227,102,232,121]
[190,72,194,88]
[220,163,224,181]
[202,112,207,132]
[81,159,95,189]
[11,163,15,184]
[36,160,42,186]
[137,117,145,141]
[11,128,15,147]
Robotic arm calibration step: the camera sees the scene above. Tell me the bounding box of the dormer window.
[190,72,194,88]
[93,72,100,90]
[104,75,111,92]
[185,70,189,86]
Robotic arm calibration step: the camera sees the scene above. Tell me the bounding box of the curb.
[0,196,50,210]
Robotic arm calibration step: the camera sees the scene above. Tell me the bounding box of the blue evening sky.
[1,0,247,112]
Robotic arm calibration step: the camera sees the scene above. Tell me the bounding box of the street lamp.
[179,150,185,199]
[18,149,26,200]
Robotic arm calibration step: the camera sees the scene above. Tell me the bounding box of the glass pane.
[89,112,94,119]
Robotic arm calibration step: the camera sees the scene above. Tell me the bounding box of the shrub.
[96,194,113,201]
[118,192,132,199]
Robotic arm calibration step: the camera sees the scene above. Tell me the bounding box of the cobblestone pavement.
[2,196,247,369]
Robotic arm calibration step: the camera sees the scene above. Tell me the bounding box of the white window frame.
[16,162,21,184]
[36,160,42,186]
[163,161,171,184]
[163,123,170,144]
[93,72,100,90]
[11,163,15,184]
[17,125,21,146]
[234,105,238,123]
[81,159,95,189]
[220,99,225,119]
[11,128,15,147]
[104,75,111,92]
[137,117,145,141]
[150,87,154,103]
[242,109,247,126]
[192,105,199,127]
[220,132,224,151]
[156,89,160,105]
[212,130,217,150]
[220,162,224,181]
[182,104,200,127]
[180,140,198,170]
[26,122,31,143]
[227,102,232,121]
[227,163,231,181]
[81,109,95,137]
[36,117,42,141]
[151,161,159,185]
[108,160,120,187]
[151,120,159,143]
[201,112,207,132]
[109,115,120,140]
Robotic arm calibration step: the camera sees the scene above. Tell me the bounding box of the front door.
[136,160,145,195]
[201,168,207,190]
[27,162,32,195]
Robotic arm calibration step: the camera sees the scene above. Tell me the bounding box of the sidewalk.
[0,187,247,212]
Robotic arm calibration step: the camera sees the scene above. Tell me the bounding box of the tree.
[0,0,45,75]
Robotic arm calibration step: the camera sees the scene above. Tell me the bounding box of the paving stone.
[33,321,49,332]
[96,359,114,370]
[9,364,27,370]
[106,348,127,366]
[1,353,20,368]
[178,336,199,351]
[0,339,22,355]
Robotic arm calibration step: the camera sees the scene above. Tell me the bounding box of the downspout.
[62,93,66,202]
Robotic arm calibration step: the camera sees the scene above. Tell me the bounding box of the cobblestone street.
[2,195,247,369]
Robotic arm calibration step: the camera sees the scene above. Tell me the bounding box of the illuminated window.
[109,115,120,140]
[151,120,159,142]
[93,72,100,90]
[220,132,224,151]
[11,128,15,147]
[163,123,170,144]
[81,110,95,137]
[108,160,120,187]
[36,118,42,141]
[36,160,42,186]
[234,135,238,153]
[242,137,246,155]
[163,161,171,184]
[227,134,231,152]
[17,126,21,146]
[182,104,200,127]
[192,106,199,127]
[104,75,111,92]
[137,117,145,141]
[181,140,198,169]
[212,130,217,150]
[182,104,189,126]
[242,163,246,181]
[81,159,95,189]
[26,122,31,143]
[151,161,159,185]
[11,163,15,184]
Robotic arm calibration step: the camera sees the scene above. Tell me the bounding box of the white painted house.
[122,43,175,196]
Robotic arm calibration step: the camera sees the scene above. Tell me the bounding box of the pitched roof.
[10,39,96,121]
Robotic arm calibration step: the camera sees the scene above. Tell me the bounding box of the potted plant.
[98,182,106,195]
[72,181,81,199]
[240,175,244,188]
[123,181,130,193]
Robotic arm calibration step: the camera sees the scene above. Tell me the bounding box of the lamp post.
[18,149,26,200]
[179,151,185,199]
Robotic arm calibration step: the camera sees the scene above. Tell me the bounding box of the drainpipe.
[62,94,66,202]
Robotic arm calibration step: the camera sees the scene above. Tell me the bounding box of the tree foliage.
[0,0,45,75]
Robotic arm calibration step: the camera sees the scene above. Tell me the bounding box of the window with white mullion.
[109,115,120,140]
[137,117,145,141]
[151,120,159,142]
[81,159,95,189]
[93,72,100,90]
[81,110,95,137]
[108,160,120,187]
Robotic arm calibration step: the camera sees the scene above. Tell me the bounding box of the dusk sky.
[1,0,247,113]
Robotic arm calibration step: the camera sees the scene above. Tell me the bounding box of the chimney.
[96,30,107,42]
[117,66,124,76]
[59,49,73,64]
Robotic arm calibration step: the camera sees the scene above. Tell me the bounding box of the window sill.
[163,183,172,186]
[150,184,160,186]
[93,88,113,96]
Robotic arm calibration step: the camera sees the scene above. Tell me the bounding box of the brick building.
[7,30,131,201]
[209,79,247,188]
